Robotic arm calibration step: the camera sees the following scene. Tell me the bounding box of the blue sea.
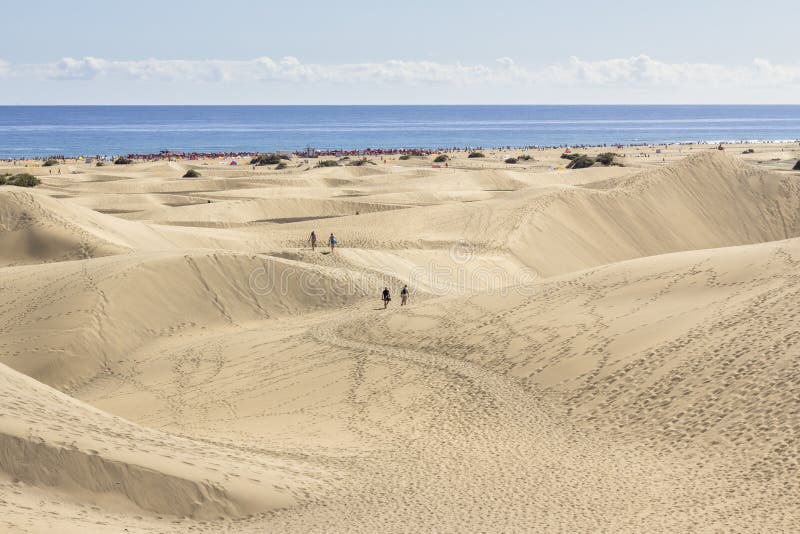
[1,105,800,158]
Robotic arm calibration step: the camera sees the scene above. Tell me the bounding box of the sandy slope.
[0,146,798,532]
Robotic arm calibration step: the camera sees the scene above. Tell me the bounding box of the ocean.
[1,105,799,159]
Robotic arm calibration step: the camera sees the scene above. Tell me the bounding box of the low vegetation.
[517,154,533,161]
[42,159,60,167]
[182,169,201,178]
[595,152,622,166]
[434,154,448,163]
[398,155,411,160]
[250,153,281,166]
[504,157,518,164]
[347,159,376,166]
[566,154,596,169]
[742,148,755,154]
[468,152,485,158]
[276,162,288,170]
[0,173,41,187]
[316,160,340,168]
[561,151,623,169]
[114,157,133,165]
[96,161,106,167]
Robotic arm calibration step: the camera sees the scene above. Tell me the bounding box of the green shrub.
[517,154,532,161]
[566,155,595,169]
[398,155,411,161]
[250,153,281,165]
[114,157,133,165]
[595,152,620,166]
[468,152,485,158]
[560,152,579,161]
[504,157,518,164]
[316,160,339,168]
[2,173,41,187]
[276,162,288,170]
[433,154,448,163]
[43,159,59,167]
[183,169,201,178]
[794,160,800,171]
[348,159,377,166]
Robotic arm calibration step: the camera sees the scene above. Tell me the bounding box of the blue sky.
[1,0,798,104]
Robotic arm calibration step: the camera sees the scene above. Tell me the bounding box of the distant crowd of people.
[5,140,799,163]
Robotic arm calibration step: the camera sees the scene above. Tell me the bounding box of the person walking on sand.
[309,230,317,251]
[328,233,337,252]
[400,285,409,306]
[382,287,391,309]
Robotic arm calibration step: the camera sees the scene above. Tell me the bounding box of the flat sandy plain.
[1,142,799,532]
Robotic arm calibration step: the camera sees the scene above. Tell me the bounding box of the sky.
[1,0,798,104]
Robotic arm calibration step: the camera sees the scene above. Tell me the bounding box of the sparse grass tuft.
[250,153,281,166]
[347,159,375,166]
[316,160,340,167]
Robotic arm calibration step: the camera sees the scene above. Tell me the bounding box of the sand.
[0,143,799,532]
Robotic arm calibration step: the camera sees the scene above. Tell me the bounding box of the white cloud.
[2,54,800,90]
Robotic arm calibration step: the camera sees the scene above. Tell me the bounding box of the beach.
[1,142,799,532]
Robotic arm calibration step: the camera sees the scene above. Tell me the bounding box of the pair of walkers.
[308,231,337,253]
[382,285,409,309]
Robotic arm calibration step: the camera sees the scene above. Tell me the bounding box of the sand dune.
[128,197,407,227]
[0,189,129,265]
[272,152,800,276]
[0,250,382,387]
[0,361,315,520]
[0,147,798,532]
[508,151,800,275]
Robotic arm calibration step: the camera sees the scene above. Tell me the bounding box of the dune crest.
[509,151,800,275]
